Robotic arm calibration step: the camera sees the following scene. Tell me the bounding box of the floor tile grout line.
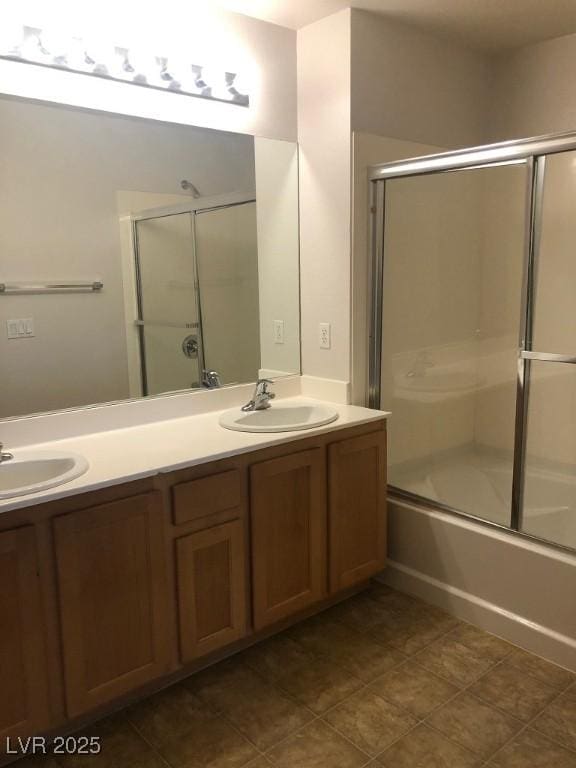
[430,662,569,764]
[125,718,176,768]
[467,670,576,764]
[481,666,576,758]
[240,592,526,763]
[356,631,533,762]
[465,659,566,726]
[365,615,462,657]
[386,681,483,761]
[308,648,478,762]
[319,716,381,763]
[236,592,574,764]
[411,642,515,691]
[504,655,576,693]
[126,679,272,768]
[184,667,322,760]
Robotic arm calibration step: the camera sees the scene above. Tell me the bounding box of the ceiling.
[214,0,576,52]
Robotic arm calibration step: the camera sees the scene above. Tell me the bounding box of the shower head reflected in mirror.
[180,179,201,198]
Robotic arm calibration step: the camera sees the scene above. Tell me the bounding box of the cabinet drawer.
[172,469,242,525]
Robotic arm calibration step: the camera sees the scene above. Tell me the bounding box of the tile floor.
[17,584,576,767]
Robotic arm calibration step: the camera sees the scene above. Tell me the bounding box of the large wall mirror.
[0,96,300,420]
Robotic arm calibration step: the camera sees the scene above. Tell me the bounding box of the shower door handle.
[521,351,576,364]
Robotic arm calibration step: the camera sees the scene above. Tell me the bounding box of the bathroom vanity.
[0,403,387,747]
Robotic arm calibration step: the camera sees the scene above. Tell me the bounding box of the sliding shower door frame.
[131,195,255,396]
[368,129,576,553]
[132,210,206,396]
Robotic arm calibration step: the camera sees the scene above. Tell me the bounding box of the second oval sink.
[219,402,339,433]
[0,451,89,499]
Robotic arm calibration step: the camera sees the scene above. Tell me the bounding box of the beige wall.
[350,9,492,148]
[490,32,576,141]
[299,8,494,389]
[0,97,255,418]
[297,10,352,382]
[254,137,300,378]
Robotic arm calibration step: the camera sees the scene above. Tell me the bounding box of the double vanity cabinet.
[0,417,387,751]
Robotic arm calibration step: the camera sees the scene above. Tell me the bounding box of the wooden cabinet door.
[54,492,170,717]
[250,448,327,630]
[177,520,247,663]
[0,526,50,741]
[328,430,387,591]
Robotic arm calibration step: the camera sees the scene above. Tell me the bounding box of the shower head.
[180,179,201,198]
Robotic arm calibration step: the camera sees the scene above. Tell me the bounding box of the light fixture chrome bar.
[369,129,576,181]
[0,25,249,107]
[0,281,103,294]
[521,351,576,363]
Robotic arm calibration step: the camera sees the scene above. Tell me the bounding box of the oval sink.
[219,402,339,433]
[0,451,89,499]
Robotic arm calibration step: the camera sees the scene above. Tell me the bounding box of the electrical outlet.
[273,319,284,344]
[319,322,331,349]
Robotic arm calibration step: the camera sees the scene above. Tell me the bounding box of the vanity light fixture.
[0,25,250,107]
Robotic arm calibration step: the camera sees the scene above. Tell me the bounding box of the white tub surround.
[0,396,388,514]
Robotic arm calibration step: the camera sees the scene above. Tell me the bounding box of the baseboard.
[378,560,576,673]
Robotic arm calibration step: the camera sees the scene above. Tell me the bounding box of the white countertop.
[0,397,389,514]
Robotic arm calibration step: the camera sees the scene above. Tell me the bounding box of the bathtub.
[383,455,576,672]
[391,451,576,550]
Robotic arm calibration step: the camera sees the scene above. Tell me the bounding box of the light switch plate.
[7,317,34,339]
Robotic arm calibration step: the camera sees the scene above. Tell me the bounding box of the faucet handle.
[255,377,274,393]
[0,441,14,463]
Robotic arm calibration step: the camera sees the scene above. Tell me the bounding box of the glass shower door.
[380,162,529,525]
[134,212,203,395]
[194,202,260,386]
[522,151,576,548]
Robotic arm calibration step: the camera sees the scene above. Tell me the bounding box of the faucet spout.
[242,379,275,412]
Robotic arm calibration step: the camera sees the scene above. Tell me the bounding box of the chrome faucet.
[0,442,14,464]
[242,378,275,412]
[202,369,222,389]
